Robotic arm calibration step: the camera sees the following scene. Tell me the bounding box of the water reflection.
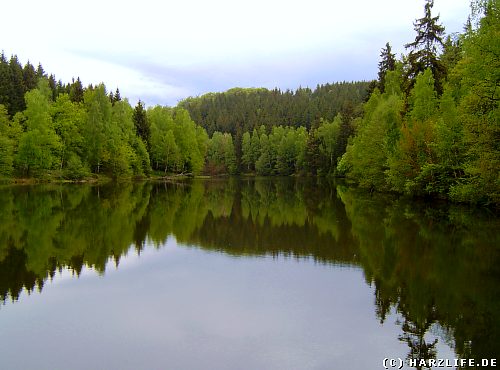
[0,178,498,367]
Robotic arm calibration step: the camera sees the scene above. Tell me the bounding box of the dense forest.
[178,82,370,135]
[0,55,367,180]
[338,0,499,205]
[0,0,498,205]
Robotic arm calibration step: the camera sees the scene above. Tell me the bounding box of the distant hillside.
[178,82,372,136]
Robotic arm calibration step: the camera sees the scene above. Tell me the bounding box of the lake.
[0,178,498,370]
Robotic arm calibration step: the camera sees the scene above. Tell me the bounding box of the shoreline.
[1,174,498,209]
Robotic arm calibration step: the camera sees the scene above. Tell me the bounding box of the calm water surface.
[0,178,498,370]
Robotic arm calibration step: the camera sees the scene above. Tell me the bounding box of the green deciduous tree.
[255,133,273,175]
[241,131,252,171]
[387,70,438,194]
[251,128,262,167]
[173,108,204,174]
[314,115,342,175]
[340,84,404,190]
[429,88,466,195]
[51,93,86,174]
[149,106,181,173]
[82,84,111,174]
[195,125,209,161]
[449,0,500,204]
[206,132,237,174]
[108,100,136,176]
[15,80,62,176]
[408,69,438,123]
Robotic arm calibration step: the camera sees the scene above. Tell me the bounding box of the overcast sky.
[1,0,470,106]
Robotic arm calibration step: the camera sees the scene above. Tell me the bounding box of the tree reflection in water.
[0,178,498,366]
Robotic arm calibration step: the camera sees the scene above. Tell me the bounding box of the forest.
[0,0,498,205]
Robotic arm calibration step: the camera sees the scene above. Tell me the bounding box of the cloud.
[1,0,471,107]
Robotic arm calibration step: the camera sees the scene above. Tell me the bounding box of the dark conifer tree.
[0,52,11,110]
[377,43,396,93]
[335,101,357,164]
[404,0,446,94]
[305,131,321,176]
[109,88,122,105]
[64,82,71,94]
[48,74,57,100]
[8,55,25,115]
[364,80,379,102]
[69,77,84,103]
[23,61,38,92]
[133,100,150,150]
[55,79,66,99]
[114,88,121,102]
[35,63,46,79]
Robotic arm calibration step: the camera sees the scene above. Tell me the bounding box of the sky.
[1,0,471,107]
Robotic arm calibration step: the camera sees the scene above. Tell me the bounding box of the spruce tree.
[133,100,150,151]
[23,61,38,92]
[48,75,58,101]
[378,43,396,93]
[114,88,121,102]
[0,105,15,176]
[69,77,84,103]
[0,52,11,111]
[405,0,445,94]
[8,55,25,115]
[35,63,46,79]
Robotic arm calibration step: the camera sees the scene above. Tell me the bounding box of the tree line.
[0,55,366,180]
[203,0,499,205]
[178,83,370,135]
[0,0,498,205]
[0,76,210,178]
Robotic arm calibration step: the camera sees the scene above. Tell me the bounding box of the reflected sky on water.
[0,179,497,369]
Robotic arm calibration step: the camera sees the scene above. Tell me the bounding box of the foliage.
[404,0,446,93]
[133,100,150,150]
[241,132,252,171]
[15,80,63,176]
[314,115,342,175]
[448,0,500,204]
[179,82,370,136]
[340,85,404,190]
[206,132,237,175]
[340,0,499,205]
[0,0,497,205]
[378,42,397,92]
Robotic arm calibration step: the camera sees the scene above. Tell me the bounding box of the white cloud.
[1,0,471,106]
